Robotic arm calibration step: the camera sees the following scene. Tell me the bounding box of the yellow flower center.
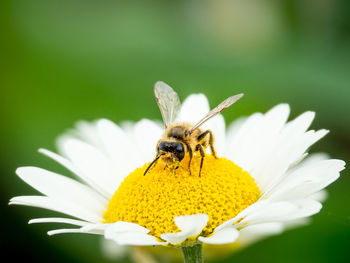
[104,155,260,240]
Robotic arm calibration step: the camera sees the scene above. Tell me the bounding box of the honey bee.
[144,81,243,176]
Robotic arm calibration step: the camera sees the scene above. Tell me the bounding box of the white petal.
[241,222,284,235]
[235,199,321,227]
[257,129,329,192]
[57,137,119,196]
[29,217,89,226]
[9,196,102,223]
[309,190,328,202]
[237,222,284,246]
[39,148,80,176]
[226,113,263,154]
[282,218,310,230]
[39,148,110,198]
[226,104,290,177]
[283,111,315,135]
[96,119,140,186]
[225,105,334,194]
[178,94,210,124]
[16,167,107,215]
[48,228,87,236]
[295,152,330,168]
[226,117,247,139]
[96,119,135,159]
[104,222,166,246]
[108,232,165,246]
[106,221,150,234]
[267,159,345,201]
[216,200,269,231]
[237,201,297,226]
[286,152,328,172]
[73,120,102,147]
[101,239,129,261]
[246,108,311,188]
[218,197,318,233]
[287,199,322,220]
[132,119,163,163]
[198,226,239,245]
[48,223,105,236]
[160,214,208,245]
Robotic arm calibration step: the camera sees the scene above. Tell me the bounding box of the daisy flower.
[10,82,345,262]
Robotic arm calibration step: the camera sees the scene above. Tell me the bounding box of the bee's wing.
[154,81,181,128]
[190,93,244,133]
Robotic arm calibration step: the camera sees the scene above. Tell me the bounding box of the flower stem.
[181,244,203,263]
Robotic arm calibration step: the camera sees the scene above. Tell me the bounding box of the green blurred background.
[1,0,349,262]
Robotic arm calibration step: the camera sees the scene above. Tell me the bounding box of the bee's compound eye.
[157,142,185,161]
[173,142,185,161]
[158,142,168,151]
[174,142,184,152]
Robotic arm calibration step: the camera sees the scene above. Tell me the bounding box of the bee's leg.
[175,161,184,171]
[196,144,205,177]
[185,143,193,176]
[144,155,161,176]
[198,130,218,159]
[170,153,179,175]
[177,161,184,169]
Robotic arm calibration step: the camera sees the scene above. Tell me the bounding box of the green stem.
[181,244,203,263]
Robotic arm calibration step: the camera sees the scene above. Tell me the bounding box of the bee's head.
[157,141,185,162]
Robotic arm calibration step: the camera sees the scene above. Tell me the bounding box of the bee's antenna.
[144,155,162,176]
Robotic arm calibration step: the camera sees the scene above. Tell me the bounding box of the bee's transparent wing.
[154,81,181,128]
[190,93,244,133]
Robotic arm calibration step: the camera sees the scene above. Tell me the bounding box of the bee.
[144,81,243,176]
